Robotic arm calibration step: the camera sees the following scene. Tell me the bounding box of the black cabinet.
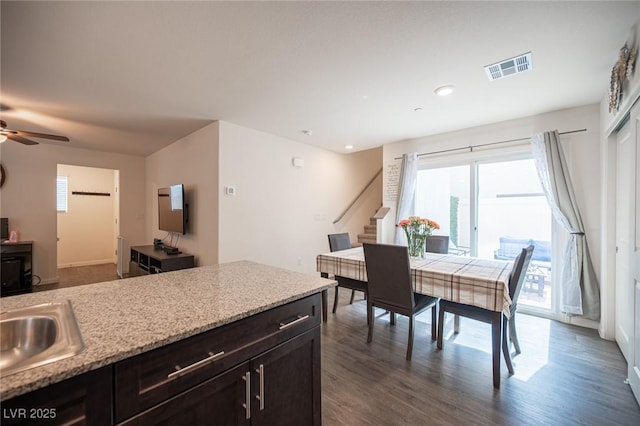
[114,294,321,425]
[1,367,112,426]
[250,327,321,426]
[1,241,33,297]
[1,294,322,425]
[129,245,194,276]
[119,363,249,425]
[119,328,320,426]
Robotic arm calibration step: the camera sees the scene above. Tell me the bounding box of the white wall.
[382,104,602,327]
[218,121,382,274]
[144,120,381,273]
[145,122,220,266]
[57,164,117,267]
[0,142,146,284]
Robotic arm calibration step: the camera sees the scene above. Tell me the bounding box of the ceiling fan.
[0,120,69,145]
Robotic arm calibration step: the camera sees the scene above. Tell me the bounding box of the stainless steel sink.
[0,301,85,376]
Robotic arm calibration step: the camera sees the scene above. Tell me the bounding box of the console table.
[1,241,33,297]
[129,245,194,277]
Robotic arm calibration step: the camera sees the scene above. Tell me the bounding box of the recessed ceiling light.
[434,85,455,96]
[345,145,354,150]
[301,130,313,136]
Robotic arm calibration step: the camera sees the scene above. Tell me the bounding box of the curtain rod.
[394,128,587,160]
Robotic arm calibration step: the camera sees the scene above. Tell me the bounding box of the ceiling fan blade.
[14,130,69,142]
[7,134,39,145]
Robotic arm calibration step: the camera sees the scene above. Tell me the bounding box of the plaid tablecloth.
[316,246,514,317]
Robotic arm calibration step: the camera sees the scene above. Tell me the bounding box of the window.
[416,165,471,255]
[416,154,553,314]
[477,159,552,310]
[57,176,68,212]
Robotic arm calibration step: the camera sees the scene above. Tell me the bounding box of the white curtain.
[394,153,418,244]
[531,130,600,320]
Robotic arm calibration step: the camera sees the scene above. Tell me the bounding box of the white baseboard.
[57,258,117,268]
[36,277,60,285]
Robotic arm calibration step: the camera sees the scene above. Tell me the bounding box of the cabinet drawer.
[1,243,31,255]
[114,293,320,423]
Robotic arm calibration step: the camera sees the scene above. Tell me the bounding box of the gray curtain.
[531,130,600,320]
[394,153,418,244]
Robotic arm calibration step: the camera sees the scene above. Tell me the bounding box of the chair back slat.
[426,235,449,254]
[509,245,535,307]
[328,233,351,252]
[363,243,415,312]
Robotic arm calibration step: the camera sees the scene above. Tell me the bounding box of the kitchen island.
[1,260,335,425]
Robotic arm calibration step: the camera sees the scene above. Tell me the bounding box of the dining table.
[316,246,514,388]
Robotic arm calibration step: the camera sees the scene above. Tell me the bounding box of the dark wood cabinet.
[0,367,112,426]
[129,245,194,276]
[119,328,320,426]
[113,294,320,422]
[2,294,322,426]
[119,363,250,426]
[1,241,33,297]
[250,327,321,426]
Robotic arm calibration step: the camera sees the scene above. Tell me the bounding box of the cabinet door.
[1,367,112,426]
[119,362,251,426]
[251,327,321,426]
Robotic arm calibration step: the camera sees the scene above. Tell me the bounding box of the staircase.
[356,206,390,245]
[356,218,378,245]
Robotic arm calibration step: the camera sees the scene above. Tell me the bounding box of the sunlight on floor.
[438,313,551,382]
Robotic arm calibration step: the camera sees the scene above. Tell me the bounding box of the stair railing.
[333,168,382,224]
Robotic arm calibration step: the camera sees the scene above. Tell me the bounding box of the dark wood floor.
[34,263,119,292]
[322,289,640,426]
[29,268,640,424]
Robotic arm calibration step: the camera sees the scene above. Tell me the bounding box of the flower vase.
[399,216,440,259]
[407,233,427,259]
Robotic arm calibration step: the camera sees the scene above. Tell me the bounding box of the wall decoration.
[384,161,400,202]
[609,42,637,113]
[72,191,111,196]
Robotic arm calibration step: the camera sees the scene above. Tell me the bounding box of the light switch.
[225,186,236,196]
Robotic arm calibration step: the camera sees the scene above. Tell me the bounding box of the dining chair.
[362,243,439,360]
[426,235,449,254]
[327,233,368,315]
[437,245,534,372]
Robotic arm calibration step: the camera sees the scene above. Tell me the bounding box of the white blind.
[57,176,68,212]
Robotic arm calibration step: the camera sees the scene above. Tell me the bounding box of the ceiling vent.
[484,52,532,81]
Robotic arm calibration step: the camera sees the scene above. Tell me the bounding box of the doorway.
[56,164,120,269]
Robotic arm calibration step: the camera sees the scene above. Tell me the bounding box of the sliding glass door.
[477,159,552,310]
[416,155,553,312]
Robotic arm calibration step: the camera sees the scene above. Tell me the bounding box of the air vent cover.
[484,52,532,81]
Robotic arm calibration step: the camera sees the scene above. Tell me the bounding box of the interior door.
[628,101,640,405]
[615,117,633,361]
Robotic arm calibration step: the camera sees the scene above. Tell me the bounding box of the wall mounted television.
[158,184,187,235]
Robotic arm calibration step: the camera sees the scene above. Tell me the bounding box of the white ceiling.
[1,1,639,157]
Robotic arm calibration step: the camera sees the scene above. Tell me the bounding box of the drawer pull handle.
[167,351,225,380]
[242,371,251,419]
[278,314,309,330]
[256,364,265,410]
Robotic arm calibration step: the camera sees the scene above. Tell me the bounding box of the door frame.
[601,95,640,406]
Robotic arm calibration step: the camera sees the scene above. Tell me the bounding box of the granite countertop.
[0,260,336,401]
